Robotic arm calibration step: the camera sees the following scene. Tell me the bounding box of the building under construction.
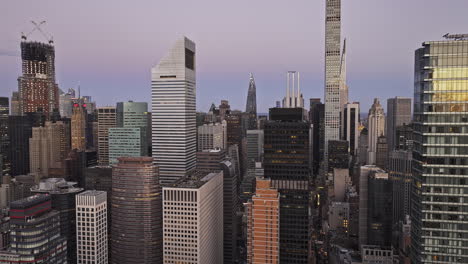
[16,22,59,119]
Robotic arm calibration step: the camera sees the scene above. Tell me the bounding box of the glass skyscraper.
[412,38,468,263]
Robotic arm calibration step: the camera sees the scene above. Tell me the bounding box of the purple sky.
[1,0,468,113]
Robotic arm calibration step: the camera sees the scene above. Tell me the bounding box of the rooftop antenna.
[443,33,468,41]
[21,20,54,44]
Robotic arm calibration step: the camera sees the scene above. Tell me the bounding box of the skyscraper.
[367,172,392,247]
[367,98,385,165]
[162,171,224,264]
[31,178,83,264]
[386,97,412,152]
[111,157,162,263]
[343,102,360,155]
[309,98,325,174]
[339,39,348,117]
[0,97,9,176]
[17,41,59,119]
[411,37,468,263]
[264,107,311,263]
[76,190,108,264]
[246,129,264,169]
[197,121,227,151]
[282,71,304,108]
[151,37,196,184]
[245,177,280,264]
[97,107,116,166]
[71,102,87,151]
[0,194,67,263]
[245,73,258,130]
[324,0,342,158]
[8,115,36,176]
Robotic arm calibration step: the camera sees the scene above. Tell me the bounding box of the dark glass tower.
[245,73,257,130]
[111,157,162,264]
[309,98,325,174]
[264,107,311,263]
[412,38,468,263]
[367,173,392,247]
[0,97,9,176]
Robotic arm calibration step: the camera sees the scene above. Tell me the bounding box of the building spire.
[245,73,257,115]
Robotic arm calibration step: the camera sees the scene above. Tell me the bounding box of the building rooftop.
[166,170,221,189]
[78,190,107,197]
[9,194,50,209]
[31,178,83,194]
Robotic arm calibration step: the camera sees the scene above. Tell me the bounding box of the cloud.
[0,49,19,57]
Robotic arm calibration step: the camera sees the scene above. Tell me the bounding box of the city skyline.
[1,0,468,112]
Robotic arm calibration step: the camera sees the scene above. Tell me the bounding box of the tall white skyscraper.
[162,171,224,264]
[367,98,385,165]
[151,37,196,184]
[324,0,342,160]
[76,190,108,264]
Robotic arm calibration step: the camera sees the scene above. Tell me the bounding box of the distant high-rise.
[29,121,69,177]
[17,41,59,119]
[8,115,36,176]
[245,177,280,264]
[245,73,258,130]
[197,121,227,151]
[0,194,67,263]
[386,97,411,152]
[411,37,468,263]
[71,102,87,151]
[109,101,148,164]
[327,140,349,173]
[97,107,116,166]
[309,98,325,174]
[151,37,196,184]
[246,130,264,169]
[367,98,385,165]
[388,150,412,227]
[375,135,388,170]
[343,102,359,155]
[162,171,224,264]
[76,190,108,264]
[10,92,21,116]
[359,165,387,247]
[367,172,392,248]
[59,88,75,118]
[111,157,162,263]
[282,71,304,108]
[0,97,9,176]
[324,0,342,158]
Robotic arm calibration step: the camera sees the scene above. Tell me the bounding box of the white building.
[76,190,108,264]
[367,98,385,165]
[197,121,227,151]
[152,37,196,184]
[343,102,360,155]
[162,171,223,264]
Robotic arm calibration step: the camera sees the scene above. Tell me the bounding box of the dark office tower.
[396,123,414,150]
[111,157,162,264]
[17,41,59,119]
[8,116,33,176]
[0,194,67,263]
[368,172,392,247]
[31,178,83,264]
[343,102,360,156]
[0,98,9,176]
[327,140,349,172]
[264,107,311,264]
[226,113,246,175]
[245,73,257,130]
[412,37,468,263]
[309,98,325,174]
[389,150,412,227]
[386,97,411,152]
[196,148,227,171]
[246,130,264,169]
[375,135,388,170]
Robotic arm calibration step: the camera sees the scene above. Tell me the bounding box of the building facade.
[76,190,108,264]
[411,38,468,263]
[367,98,385,165]
[71,102,87,151]
[162,171,224,264]
[197,121,227,151]
[111,157,162,263]
[97,107,116,166]
[343,102,360,156]
[245,178,280,264]
[386,97,411,152]
[151,37,196,184]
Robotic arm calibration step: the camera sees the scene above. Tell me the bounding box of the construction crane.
[21,20,54,44]
[443,33,468,41]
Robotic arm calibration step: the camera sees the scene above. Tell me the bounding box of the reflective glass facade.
[412,39,468,263]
